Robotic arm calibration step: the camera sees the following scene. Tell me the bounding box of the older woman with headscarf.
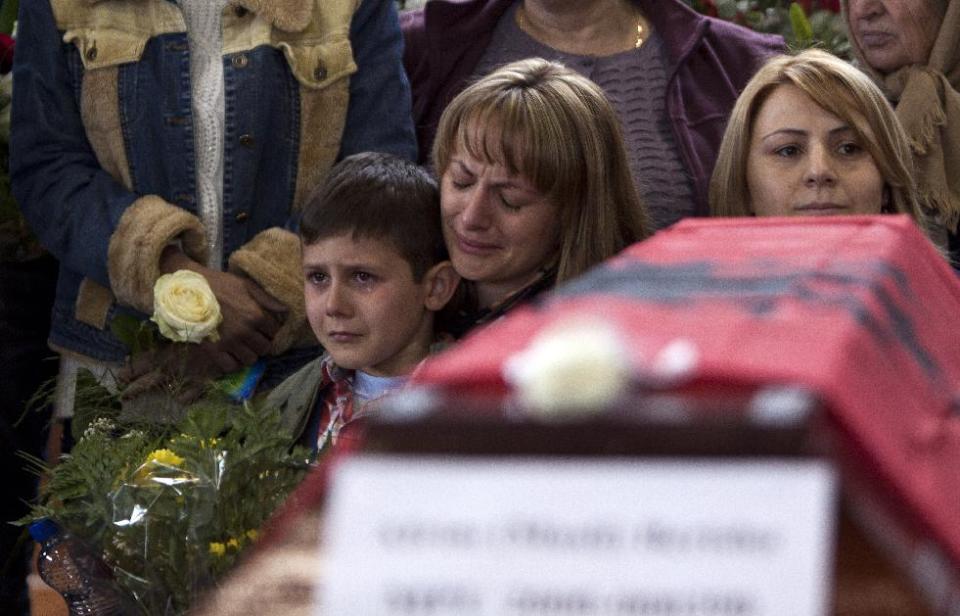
[844,0,960,252]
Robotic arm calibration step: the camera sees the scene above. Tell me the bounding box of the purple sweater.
[401,0,785,217]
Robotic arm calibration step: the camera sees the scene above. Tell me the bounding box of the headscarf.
[844,0,960,229]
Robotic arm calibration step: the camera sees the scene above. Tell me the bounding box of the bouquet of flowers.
[20,271,312,615]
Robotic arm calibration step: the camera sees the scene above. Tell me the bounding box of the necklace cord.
[517,3,647,50]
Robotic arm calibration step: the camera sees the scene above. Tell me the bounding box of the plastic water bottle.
[29,519,134,616]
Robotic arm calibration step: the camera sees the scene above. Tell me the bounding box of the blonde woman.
[433,58,650,336]
[710,50,926,231]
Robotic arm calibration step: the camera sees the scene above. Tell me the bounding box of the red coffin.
[413,215,960,582]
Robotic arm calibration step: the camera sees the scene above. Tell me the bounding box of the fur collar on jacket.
[80,0,314,32]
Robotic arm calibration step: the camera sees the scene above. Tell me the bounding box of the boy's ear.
[422,260,461,312]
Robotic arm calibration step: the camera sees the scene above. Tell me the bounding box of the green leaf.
[743,9,766,30]
[716,0,738,20]
[180,402,231,440]
[110,314,158,354]
[0,0,18,36]
[108,313,139,348]
[69,369,122,441]
[789,2,814,45]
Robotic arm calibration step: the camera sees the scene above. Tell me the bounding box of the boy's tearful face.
[303,233,435,377]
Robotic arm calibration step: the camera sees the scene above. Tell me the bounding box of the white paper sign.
[321,457,835,616]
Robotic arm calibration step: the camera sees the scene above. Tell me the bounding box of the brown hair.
[432,58,650,284]
[709,50,927,229]
[299,152,445,281]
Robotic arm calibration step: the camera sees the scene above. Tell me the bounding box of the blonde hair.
[432,58,650,284]
[709,49,927,229]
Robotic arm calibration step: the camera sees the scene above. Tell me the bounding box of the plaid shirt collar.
[315,355,356,451]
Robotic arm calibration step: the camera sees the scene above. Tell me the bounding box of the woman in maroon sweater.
[401,0,783,228]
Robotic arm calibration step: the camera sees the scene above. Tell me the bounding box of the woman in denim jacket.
[10,0,416,402]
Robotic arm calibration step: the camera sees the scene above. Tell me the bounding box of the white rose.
[503,318,632,418]
[151,270,222,343]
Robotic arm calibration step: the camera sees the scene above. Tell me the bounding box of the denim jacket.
[11,0,416,361]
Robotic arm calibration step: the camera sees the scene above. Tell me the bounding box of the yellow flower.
[209,542,226,557]
[227,538,240,551]
[245,529,259,542]
[151,270,222,343]
[134,449,185,483]
[144,449,184,467]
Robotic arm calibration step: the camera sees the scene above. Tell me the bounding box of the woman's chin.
[451,255,497,283]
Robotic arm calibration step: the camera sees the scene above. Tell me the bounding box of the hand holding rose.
[158,246,287,373]
[151,270,223,343]
[120,259,287,404]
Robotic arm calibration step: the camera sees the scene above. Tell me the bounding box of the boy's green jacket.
[265,356,325,446]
